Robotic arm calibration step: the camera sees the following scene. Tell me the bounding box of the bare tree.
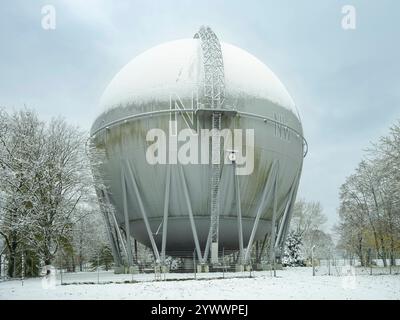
[288,199,332,262]
[0,108,94,276]
[291,199,327,236]
[0,109,44,276]
[337,120,400,267]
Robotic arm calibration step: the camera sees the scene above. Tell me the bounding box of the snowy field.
[0,267,399,300]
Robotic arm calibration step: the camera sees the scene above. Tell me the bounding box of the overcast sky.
[1,0,399,231]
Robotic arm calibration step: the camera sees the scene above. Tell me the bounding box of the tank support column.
[102,188,133,273]
[180,166,204,265]
[275,170,298,252]
[109,205,128,262]
[268,167,279,275]
[121,169,134,267]
[126,160,161,264]
[97,188,123,268]
[161,165,171,267]
[276,166,302,258]
[244,161,279,265]
[202,228,211,264]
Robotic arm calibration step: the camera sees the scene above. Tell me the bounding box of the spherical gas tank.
[91,35,305,256]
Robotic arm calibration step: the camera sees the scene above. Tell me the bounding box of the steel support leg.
[202,229,212,263]
[244,161,278,264]
[179,165,203,263]
[126,160,161,263]
[234,162,244,264]
[258,232,269,263]
[269,167,279,270]
[121,170,134,267]
[109,205,129,262]
[161,165,171,264]
[98,188,123,266]
[102,189,130,265]
[278,166,302,252]
[275,174,297,249]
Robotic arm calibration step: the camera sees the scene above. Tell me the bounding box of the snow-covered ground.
[0,267,399,300]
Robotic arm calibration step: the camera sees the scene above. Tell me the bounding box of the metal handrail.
[90,108,308,158]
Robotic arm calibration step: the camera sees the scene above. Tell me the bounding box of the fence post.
[369,248,372,275]
[60,259,63,285]
[193,250,196,280]
[311,245,315,276]
[249,260,252,278]
[328,257,331,276]
[13,254,16,278]
[97,251,100,284]
[222,248,225,279]
[21,251,24,286]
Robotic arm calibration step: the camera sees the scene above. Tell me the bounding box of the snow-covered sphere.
[97,39,299,119]
[90,35,305,260]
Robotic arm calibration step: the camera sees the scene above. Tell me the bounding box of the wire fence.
[2,251,400,285]
[54,261,400,287]
[54,249,275,285]
[314,258,400,276]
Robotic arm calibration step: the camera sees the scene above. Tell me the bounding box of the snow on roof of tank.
[99,39,299,118]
